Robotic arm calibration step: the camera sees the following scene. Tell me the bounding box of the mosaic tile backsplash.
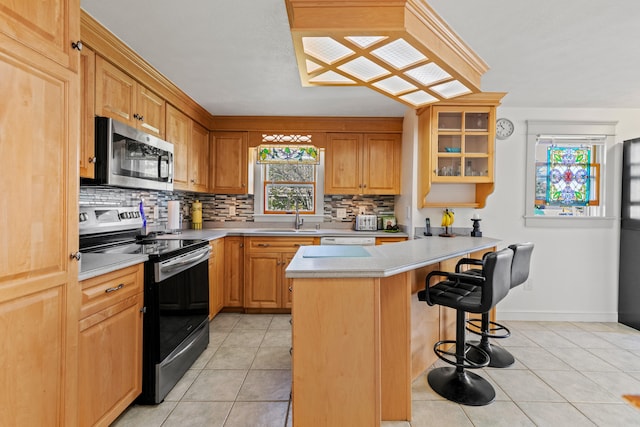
[80,186,395,228]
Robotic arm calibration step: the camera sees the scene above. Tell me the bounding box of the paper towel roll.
[167,201,180,231]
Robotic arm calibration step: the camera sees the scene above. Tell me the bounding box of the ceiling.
[80,0,640,118]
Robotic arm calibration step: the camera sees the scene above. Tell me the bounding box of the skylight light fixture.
[284,0,490,108]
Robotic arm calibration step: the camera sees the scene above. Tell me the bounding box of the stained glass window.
[256,144,319,164]
[533,140,601,216]
[545,146,591,206]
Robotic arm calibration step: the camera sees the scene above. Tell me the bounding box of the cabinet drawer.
[80,263,144,319]
[247,237,317,252]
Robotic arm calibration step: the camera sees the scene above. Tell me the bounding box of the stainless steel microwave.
[83,116,174,191]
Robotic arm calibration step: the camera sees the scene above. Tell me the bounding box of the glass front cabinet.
[418,93,506,208]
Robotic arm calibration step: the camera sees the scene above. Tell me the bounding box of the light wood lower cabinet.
[244,237,318,309]
[224,236,245,307]
[209,239,225,319]
[78,264,144,427]
[376,236,408,245]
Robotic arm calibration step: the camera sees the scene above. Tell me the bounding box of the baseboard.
[496,310,618,323]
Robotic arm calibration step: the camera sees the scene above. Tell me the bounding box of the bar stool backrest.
[479,248,513,313]
[507,242,534,289]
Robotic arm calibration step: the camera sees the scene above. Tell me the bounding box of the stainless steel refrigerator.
[619,137,640,330]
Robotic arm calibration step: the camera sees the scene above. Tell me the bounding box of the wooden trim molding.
[212,115,404,133]
[80,10,213,128]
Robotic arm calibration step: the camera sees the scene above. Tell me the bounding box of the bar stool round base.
[427,367,496,406]
[467,340,515,368]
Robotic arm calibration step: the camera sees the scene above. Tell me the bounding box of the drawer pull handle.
[257,243,270,247]
[105,284,124,293]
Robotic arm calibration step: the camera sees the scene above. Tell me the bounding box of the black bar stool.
[418,247,514,406]
[457,242,534,368]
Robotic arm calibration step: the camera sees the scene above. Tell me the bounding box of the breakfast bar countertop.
[286,236,500,278]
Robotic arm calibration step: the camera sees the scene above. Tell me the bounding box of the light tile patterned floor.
[112,314,640,427]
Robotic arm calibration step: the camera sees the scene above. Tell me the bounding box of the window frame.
[251,147,326,223]
[524,120,617,228]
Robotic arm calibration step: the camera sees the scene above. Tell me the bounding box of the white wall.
[404,106,640,322]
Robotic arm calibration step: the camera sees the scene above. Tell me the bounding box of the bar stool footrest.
[466,318,512,339]
[434,340,490,369]
[466,340,515,368]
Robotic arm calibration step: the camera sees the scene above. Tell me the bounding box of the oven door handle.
[161,247,210,270]
[155,246,211,281]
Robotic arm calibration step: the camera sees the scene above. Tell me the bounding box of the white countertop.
[79,253,149,281]
[286,236,500,278]
[79,227,408,280]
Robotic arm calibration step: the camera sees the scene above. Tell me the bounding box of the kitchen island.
[286,236,500,426]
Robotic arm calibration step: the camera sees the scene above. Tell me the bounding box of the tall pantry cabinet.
[0,1,81,426]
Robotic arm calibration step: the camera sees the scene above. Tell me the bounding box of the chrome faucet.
[294,202,304,230]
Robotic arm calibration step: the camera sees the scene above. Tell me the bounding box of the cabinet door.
[166,105,191,191]
[79,45,96,179]
[209,240,225,318]
[211,131,248,194]
[325,133,362,194]
[224,237,244,307]
[136,84,165,138]
[78,293,143,427]
[431,107,493,183]
[363,134,401,194]
[282,253,296,309]
[0,37,79,427]
[0,0,79,71]
[95,56,136,125]
[190,121,209,192]
[245,253,281,308]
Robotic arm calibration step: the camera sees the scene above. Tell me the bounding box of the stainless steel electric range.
[79,206,210,404]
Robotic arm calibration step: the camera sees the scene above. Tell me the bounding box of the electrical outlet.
[229,205,236,216]
[336,208,347,219]
[153,207,159,219]
[359,206,366,215]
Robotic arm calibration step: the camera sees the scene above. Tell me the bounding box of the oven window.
[157,260,209,360]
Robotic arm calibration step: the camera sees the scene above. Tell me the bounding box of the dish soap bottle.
[192,200,202,230]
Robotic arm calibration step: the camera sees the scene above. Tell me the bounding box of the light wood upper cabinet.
[418,92,505,208]
[325,133,401,195]
[166,105,209,192]
[95,55,166,138]
[166,105,191,190]
[0,3,80,425]
[0,0,80,71]
[191,121,210,192]
[80,45,96,179]
[210,131,248,194]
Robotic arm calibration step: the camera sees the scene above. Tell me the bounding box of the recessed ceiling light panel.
[305,59,323,74]
[309,70,356,84]
[372,76,417,95]
[431,80,472,98]
[405,63,451,86]
[345,36,388,48]
[371,38,427,70]
[399,90,438,107]
[338,57,390,82]
[302,37,355,64]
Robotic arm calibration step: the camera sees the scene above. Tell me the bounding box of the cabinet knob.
[89,156,97,164]
[105,284,124,293]
[139,115,144,121]
[257,243,270,247]
[71,40,83,51]
[133,113,139,120]
[70,252,82,261]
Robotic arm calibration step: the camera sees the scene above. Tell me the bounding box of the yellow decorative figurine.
[192,200,202,230]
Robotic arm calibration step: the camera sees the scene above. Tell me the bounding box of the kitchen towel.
[167,201,180,231]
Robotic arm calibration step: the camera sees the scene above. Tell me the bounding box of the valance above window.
[256,145,319,164]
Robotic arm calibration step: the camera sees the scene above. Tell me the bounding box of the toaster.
[354,214,378,231]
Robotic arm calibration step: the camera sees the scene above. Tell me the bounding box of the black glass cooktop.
[83,237,208,259]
